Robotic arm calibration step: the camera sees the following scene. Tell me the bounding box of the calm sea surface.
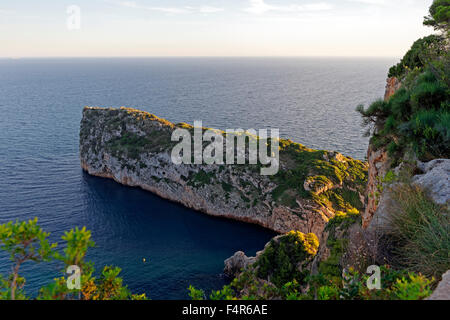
[0,57,395,299]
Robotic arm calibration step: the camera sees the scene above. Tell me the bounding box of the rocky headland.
[80,107,367,238]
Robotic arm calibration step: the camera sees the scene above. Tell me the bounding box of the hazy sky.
[0,0,435,58]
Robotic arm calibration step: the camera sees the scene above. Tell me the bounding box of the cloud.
[244,0,332,15]
[115,1,189,14]
[106,1,224,15]
[345,0,428,7]
[346,0,387,4]
[199,6,225,14]
[0,8,44,20]
[0,9,15,16]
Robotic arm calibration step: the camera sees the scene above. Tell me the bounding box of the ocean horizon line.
[0,55,400,60]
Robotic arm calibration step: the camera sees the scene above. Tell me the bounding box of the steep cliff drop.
[362,76,400,229]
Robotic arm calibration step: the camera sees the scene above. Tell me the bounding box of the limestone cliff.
[383,77,401,101]
[362,76,399,229]
[361,76,449,230]
[80,107,367,237]
[362,145,391,228]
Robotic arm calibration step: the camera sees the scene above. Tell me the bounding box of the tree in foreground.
[0,219,147,300]
[424,0,450,35]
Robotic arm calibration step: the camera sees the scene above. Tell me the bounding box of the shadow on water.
[79,172,277,299]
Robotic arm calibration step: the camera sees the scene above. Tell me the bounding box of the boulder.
[366,184,397,233]
[414,159,450,206]
[427,270,450,300]
[223,251,256,277]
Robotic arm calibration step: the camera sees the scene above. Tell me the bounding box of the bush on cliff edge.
[382,183,450,279]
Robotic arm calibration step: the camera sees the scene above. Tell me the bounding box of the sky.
[0,0,435,58]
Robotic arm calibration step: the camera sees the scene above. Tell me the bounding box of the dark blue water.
[0,57,395,299]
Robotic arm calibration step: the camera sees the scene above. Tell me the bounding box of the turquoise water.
[0,57,394,299]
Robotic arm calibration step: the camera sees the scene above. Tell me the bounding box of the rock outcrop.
[362,145,391,229]
[427,270,450,300]
[223,232,319,298]
[414,159,450,207]
[384,77,401,101]
[362,76,401,229]
[224,251,257,278]
[366,158,450,233]
[365,184,397,234]
[80,107,367,236]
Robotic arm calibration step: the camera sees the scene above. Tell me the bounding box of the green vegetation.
[188,227,435,300]
[0,219,147,300]
[273,139,367,213]
[187,182,439,301]
[256,231,319,287]
[221,181,232,192]
[305,266,434,301]
[387,35,444,79]
[357,71,449,160]
[344,2,450,298]
[382,183,450,279]
[318,209,361,277]
[81,107,175,162]
[358,0,450,161]
[423,0,450,35]
[107,130,174,160]
[217,231,320,300]
[0,218,56,300]
[187,170,215,188]
[108,132,153,160]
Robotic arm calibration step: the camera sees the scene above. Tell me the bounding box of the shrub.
[423,0,450,34]
[256,232,319,287]
[388,35,444,79]
[389,274,434,300]
[359,2,449,160]
[358,70,450,160]
[0,219,147,300]
[318,209,361,277]
[187,285,205,300]
[317,286,340,300]
[383,184,450,278]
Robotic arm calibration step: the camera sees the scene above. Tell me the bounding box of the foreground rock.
[365,158,450,233]
[362,145,391,229]
[80,107,367,236]
[427,270,450,300]
[224,232,320,299]
[414,159,450,207]
[224,251,256,278]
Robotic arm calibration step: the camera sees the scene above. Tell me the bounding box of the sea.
[0,57,396,299]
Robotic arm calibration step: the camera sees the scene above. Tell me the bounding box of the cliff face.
[362,76,449,232]
[80,107,367,237]
[383,77,401,101]
[362,77,399,228]
[362,145,391,228]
